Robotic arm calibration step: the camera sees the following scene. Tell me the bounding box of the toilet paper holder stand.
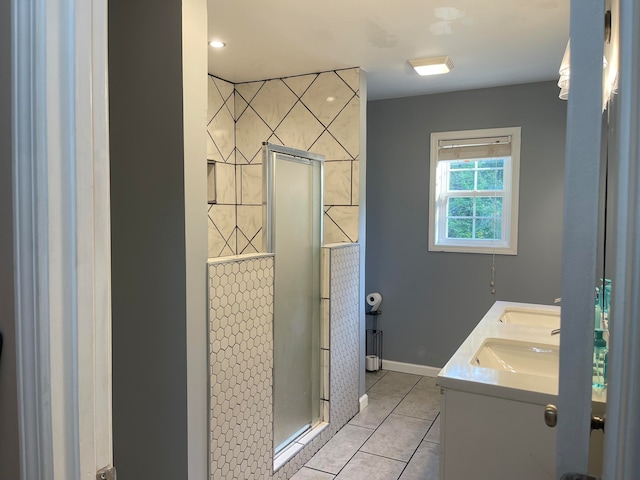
[366,310,383,372]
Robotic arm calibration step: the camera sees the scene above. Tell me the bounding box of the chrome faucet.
[551,298,561,334]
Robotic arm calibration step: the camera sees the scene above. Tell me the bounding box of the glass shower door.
[264,144,323,454]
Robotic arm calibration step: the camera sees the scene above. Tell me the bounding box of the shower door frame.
[262,142,329,468]
[263,143,325,252]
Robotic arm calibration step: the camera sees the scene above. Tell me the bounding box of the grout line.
[324,202,353,242]
[358,374,434,478]
[422,439,440,446]
[364,373,386,391]
[365,386,417,398]
[300,465,337,476]
[421,412,441,445]
[395,418,439,478]
[394,408,440,478]
[330,384,413,478]
[354,450,409,465]
[310,436,373,478]
[390,411,438,422]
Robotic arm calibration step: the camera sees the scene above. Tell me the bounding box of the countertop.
[437,301,606,406]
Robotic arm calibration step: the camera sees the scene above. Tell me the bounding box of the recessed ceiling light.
[409,56,454,76]
[209,41,226,48]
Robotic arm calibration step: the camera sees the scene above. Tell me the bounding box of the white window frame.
[428,127,521,255]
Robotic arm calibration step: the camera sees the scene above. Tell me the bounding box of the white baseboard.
[382,359,441,377]
[359,394,368,412]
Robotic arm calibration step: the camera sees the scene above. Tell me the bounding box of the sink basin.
[471,338,559,377]
[499,307,560,329]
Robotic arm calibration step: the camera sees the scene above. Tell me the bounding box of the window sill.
[428,244,517,255]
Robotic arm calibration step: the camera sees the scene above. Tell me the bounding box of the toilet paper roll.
[366,292,382,312]
[366,355,380,371]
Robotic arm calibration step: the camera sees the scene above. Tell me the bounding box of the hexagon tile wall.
[208,255,274,479]
[207,244,360,479]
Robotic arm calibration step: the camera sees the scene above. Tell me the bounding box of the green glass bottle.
[592,329,608,390]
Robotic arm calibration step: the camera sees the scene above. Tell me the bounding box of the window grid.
[445,196,503,240]
[441,159,507,241]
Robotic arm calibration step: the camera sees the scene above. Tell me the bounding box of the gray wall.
[0,0,20,477]
[109,1,189,478]
[366,81,567,367]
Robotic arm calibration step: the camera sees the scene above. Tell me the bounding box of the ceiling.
[207,0,570,101]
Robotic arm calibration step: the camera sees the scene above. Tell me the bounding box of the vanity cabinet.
[439,387,605,480]
[439,387,555,480]
[437,301,605,480]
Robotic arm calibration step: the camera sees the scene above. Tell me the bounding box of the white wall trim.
[381,360,441,378]
[13,0,54,476]
[182,0,208,478]
[358,69,367,399]
[359,394,368,412]
[12,0,113,478]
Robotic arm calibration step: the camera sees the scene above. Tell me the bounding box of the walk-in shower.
[262,143,327,462]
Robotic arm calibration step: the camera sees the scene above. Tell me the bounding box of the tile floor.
[292,371,441,480]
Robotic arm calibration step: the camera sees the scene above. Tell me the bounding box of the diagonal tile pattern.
[273,101,326,152]
[208,76,236,163]
[283,74,317,98]
[301,72,355,127]
[236,106,272,164]
[207,68,361,257]
[250,80,298,131]
[296,371,442,480]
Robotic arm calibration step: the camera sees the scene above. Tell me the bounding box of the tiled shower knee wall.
[207,244,360,479]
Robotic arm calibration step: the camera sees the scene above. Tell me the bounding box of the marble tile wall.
[207,76,238,257]
[207,244,360,479]
[206,69,361,258]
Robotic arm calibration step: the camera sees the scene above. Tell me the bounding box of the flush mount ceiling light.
[209,40,226,48]
[409,56,454,76]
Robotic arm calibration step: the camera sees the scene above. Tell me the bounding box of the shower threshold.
[273,421,329,472]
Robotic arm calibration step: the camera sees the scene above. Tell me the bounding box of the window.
[429,127,520,254]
